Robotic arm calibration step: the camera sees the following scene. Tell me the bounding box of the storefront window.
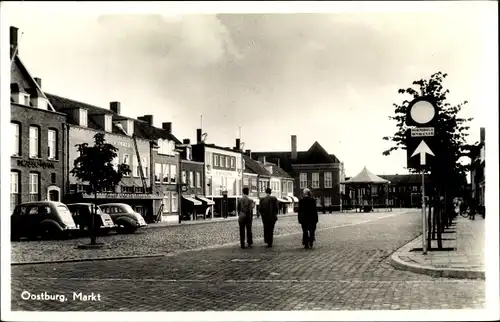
[171,193,178,212]
[163,195,170,213]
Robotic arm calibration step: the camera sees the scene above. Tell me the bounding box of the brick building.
[378,174,433,208]
[9,26,67,212]
[252,135,344,210]
[46,94,166,220]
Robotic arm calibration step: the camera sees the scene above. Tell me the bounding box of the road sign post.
[406,96,439,255]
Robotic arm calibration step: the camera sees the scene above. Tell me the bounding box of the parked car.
[11,201,78,241]
[98,203,148,233]
[66,203,116,236]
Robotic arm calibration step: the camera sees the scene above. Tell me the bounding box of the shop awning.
[290,196,299,202]
[183,196,202,206]
[282,196,294,203]
[277,197,288,203]
[196,196,215,205]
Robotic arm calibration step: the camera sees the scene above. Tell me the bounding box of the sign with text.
[411,127,435,137]
[17,159,56,169]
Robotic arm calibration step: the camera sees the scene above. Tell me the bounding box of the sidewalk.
[390,216,485,279]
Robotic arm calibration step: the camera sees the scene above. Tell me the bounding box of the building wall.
[180,160,204,196]
[152,148,180,222]
[292,163,342,210]
[202,146,243,198]
[243,173,259,198]
[10,104,67,211]
[67,126,150,189]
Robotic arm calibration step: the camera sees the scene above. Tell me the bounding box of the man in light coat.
[298,188,318,249]
[259,187,279,248]
[237,187,254,249]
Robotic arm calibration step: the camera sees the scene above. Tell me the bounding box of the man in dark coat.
[237,187,254,249]
[298,188,318,249]
[259,188,279,248]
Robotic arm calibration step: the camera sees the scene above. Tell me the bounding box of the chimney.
[277,158,281,168]
[34,77,42,88]
[259,156,267,165]
[110,101,121,115]
[291,135,297,159]
[480,127,485,143]
[235,138,241,151]
[183,138,190,144]
[196,129,202,144]
[138,114,153,126]
[162,122,172,134]
[10,26,18,58]
[245,149,252,158]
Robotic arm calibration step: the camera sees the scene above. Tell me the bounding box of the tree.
[70,133,131,245]
[382,72,474,249]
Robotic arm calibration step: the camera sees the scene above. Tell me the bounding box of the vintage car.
[66,203,116,235]
[98,203,148,234]
[11,201,78,241]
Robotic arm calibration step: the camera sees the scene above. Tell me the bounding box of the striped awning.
[290,196,299,202]
[196,196,215,205]
[277,197,289,203]
[182,196,202,206]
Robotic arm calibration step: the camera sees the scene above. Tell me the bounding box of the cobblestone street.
[11,210,485,311]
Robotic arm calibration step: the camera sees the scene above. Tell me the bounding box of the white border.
[1,1,499,321]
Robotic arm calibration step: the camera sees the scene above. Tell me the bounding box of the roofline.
[11,102,67,117]
[14,56,56,112]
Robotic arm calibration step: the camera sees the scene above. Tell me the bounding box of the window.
[225,157,230,168]
[141,157,149,178]
[170,164,177,184]
[162,164,169,184]
[171,192,178,212]
[155,163,161,183]
[29,172,39,201]
[122,154,130,176]
[251,179,257,192]
[314,196,321,207]
[324,196,332,206]
[12,122,20,156]
[181,170,187,184]
[132,156,138,177]
[299,173,307,189]
[10,171,20,212]
[79,109,88,127]
[104,115,112,132]
[412,186,418,192]
[231,157,235,168]
[163,194,170,214]
[214,154,219,166]
[47,129,57,160]
[219,156,224,167]
[288,181,293,194]
[29,126,40,158]
[196,172,201,188]
[324,172,332,188]
[243,177,249,187]
[112,155,119,170]
[189,171,194,188]
[19,93,30,106]
[51,173,56,184]
[312,173,319,188]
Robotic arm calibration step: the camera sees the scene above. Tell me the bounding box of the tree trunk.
[91,192,97,245]
[437,190,443,249]
[432,193,437,240]
[427,197,432,250]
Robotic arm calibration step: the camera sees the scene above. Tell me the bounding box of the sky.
[3,1,497,177]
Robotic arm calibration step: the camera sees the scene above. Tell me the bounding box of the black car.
[67,203,116,236]
[11,201,78,241]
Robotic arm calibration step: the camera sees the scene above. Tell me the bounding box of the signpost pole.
[421,170,427,255]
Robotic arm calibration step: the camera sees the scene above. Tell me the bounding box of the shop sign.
[17,159,55,169]
[214,170,238,178]
[82,192,157,199]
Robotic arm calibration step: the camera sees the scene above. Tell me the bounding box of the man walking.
[259,187,279,248]
[298,188,318,249]
[237,187,254,249]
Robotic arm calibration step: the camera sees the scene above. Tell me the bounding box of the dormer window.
[104,115,113,133]
[126,120,134,136]
[31,96,48,110]
[79,109,88,127]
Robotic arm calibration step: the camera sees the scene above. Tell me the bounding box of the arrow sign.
[411,140,435,165]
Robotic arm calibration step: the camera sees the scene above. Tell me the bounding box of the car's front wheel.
[116,224,137,234]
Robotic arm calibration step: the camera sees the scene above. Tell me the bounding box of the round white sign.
[410,100,436,124]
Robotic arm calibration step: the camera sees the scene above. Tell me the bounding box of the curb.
[389,235,485,280]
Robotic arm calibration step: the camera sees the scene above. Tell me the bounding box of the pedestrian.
[237,187,254,249]
[298,188,318,249]
[259,187,279,248]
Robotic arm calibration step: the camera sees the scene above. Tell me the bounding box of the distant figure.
[259,188,279,248]
[298,188,319,249]
[237,187,254,249]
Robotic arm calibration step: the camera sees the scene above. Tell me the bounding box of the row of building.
[8,26,349,223]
